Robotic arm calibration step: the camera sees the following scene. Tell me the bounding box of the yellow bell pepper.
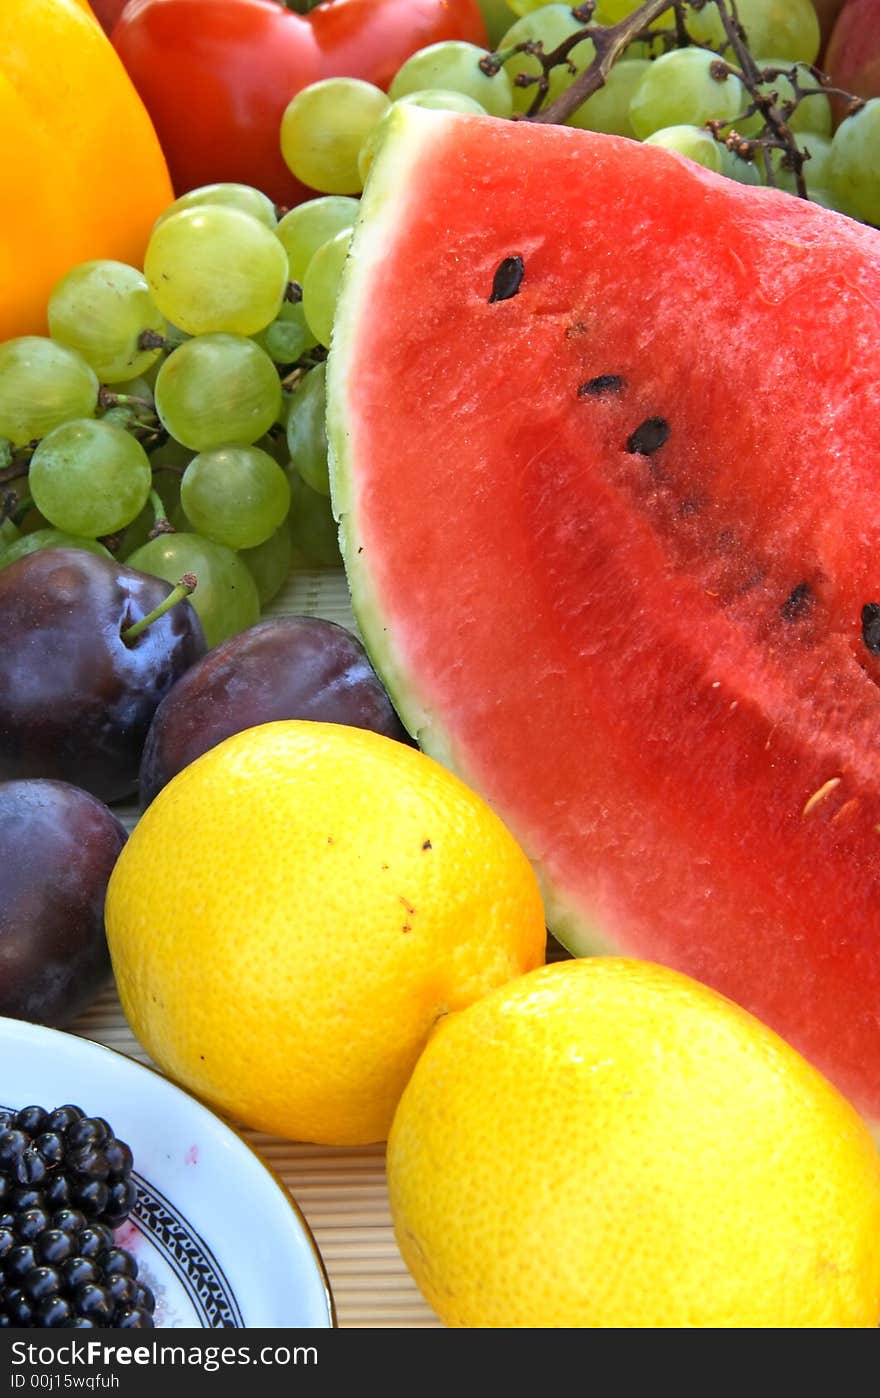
[0,0,173,340]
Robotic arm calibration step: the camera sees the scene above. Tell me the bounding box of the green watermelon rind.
[326,105,617,958]
[326,105,433,740]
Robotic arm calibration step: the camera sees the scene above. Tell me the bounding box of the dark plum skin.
[139,615,413,806]
[0,549,207,804]
[0,779,127,1026]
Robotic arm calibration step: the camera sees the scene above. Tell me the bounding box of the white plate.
[0,1017,335,1329]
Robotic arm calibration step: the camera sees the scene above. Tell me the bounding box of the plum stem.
[122,575,197,644]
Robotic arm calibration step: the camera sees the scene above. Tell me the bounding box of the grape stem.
[506,0,676,125]
[136,328,186,353]
[700,2,863,196]
[98,384,163,449]
[146,488,176,540]
[121,574,197,644]
[0,489,18,526]
[0,453,32,487]
[280,344,328,391]
[98,387,155,416]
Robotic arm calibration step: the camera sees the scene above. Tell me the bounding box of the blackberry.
[0,1106,135,1228]
[0,1105,155,1329]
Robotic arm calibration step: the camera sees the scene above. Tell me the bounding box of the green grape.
[275,197,360,283]
[617,1,673,62]
[117,503,157,561]
[643,124,730,175]
[645,124,762,185]
[154,334,282,452]
[287,470,341,568]
[661,126,760,183]
[761,134,832,195]
[0,518,20,551]
[301,229,352,348]
[389,41,514,117]
[505,0,554,13]
[28,418,152,538]
[566,58,649,135]
[720,144,762,186]
[98,374,158,437]
[500,7,595,116]
[100,405,139,433]
[685,0,820,64]
[624,33,668,61]
[181,445,291,550]
[595,0,669,17]
[257,424,294,465]
[253,301,318,364]
[751,59,832,137]
[830,99,880,226]
[47,260,166,384]
[154,182,278,230]
[502,0,663,38]
[126,533,261,647]
[0,529,111,571]
[280,78,391,195]
[628,47,748,141]
[286,362,329,495]
[807,186,856,216]
[477,0,519,43]
[107,374,155,407]
[169,495,193,533]
[147,437,194,472]
[0,337,98,447]
[240,523,293,607]
[358,90,487,185]
[399,87,486,115]
[144,205,289,336]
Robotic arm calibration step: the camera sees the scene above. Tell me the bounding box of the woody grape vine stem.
[489,0,864,199]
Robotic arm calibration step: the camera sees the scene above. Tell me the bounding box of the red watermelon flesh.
[326,107,880,1122]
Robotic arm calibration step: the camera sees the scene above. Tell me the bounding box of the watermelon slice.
[326,107,880,1123]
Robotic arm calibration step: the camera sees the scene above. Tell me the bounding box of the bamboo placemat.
[74,983,439,1329]
[71,566,567,1329]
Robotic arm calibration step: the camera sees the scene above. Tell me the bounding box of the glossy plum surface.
[0,548,206,803]
[0,779,127,1026]
[139,614,412,806]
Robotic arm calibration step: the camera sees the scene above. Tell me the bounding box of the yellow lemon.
[105,720,546,1145]
[387,958,880,1328]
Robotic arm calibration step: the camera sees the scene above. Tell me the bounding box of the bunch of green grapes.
[240,1,869,431]
[0,180,349,650]
[275,0,858,221]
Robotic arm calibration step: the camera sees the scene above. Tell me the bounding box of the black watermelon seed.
[781,582,813,621]
[626,417,670,456]
[861,603,880,654]
[578,374,625,397]
[488,255,524,303]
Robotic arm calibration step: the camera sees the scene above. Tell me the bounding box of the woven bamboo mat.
[71,566,568,1329]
